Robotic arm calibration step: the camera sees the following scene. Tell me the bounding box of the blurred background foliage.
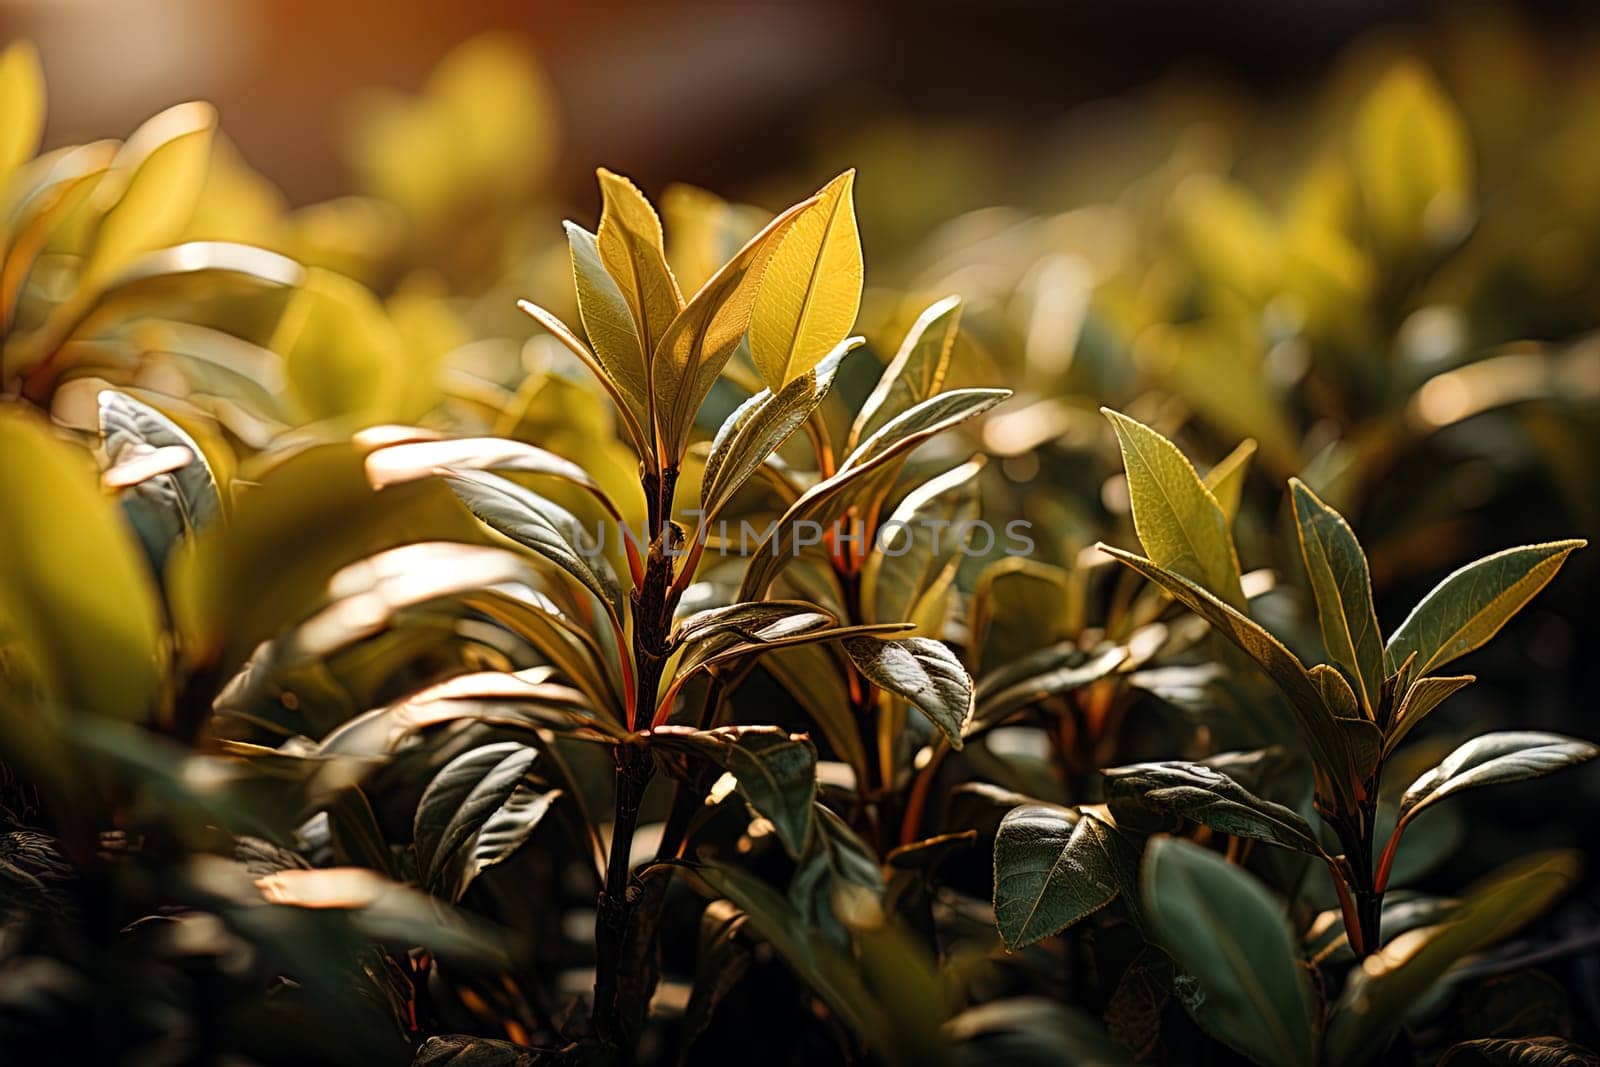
[4,1,1600,1062]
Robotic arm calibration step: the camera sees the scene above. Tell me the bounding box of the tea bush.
[3,26,1599,1066]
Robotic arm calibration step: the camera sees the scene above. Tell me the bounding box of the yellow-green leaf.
[1290,478,1384,717]
[80,102,216,289]
[597,169,682,353]
[1103,409,1245,610]
[650,195,813,465]
[1352,62,1473,251]
[848,295,962,452]
[1203,438,1256,525]
[0,41,45,185]
[568,221,651,435]
[272,268,408,423]
[0,406,162,720]
[749,170,863,390]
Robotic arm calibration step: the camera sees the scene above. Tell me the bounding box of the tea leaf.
[568,221,652,434]
[273,268,408,423]
[99,390,221,562]
[1102,409,1245,609]
[849,295,962,451]
[750,170,862,389]
[843,387,1010,473]
[842,636,974,749]
[0,407,163,720]
[414,741,540,890]
[993,806,1126,949]
[672,600,836,652]
[363,433,618,518]
[790,804,884,946]
[596,168,682,357]
[517,298,655,463]
[700,338,857,520]
[1326,851,1580,1066]
[1290,478,1383,717]
[862,459,982,625]
[0,41,45,184]
[969,559,1075,675]
[1385,540,1585,676]
[1383,674,1474,756]
[739,388,1008,599]
[1142,836,1317,1067]
[652,195,814,464]
[81,102,216,288]
[1102,759,1325,856]
[1396,731,1599,826]
[1203,438,1256,524]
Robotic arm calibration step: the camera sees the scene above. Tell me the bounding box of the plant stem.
[589,465,680,1058]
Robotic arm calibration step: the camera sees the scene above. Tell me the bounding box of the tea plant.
[992,409,1594,1065]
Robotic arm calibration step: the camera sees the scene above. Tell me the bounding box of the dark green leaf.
[413,742,540,891]
[1141,836,1317,1067]
[843,636,974,748]
[651,725,818,857]
[993,805,1122,949]
[1102,758,1325,856]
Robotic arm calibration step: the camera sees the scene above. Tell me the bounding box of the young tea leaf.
[849,295,962,451]
[700,338,857,520]
[1290,478,1384,717]
[1102,409,1245,609]
[1383,674,1474,756]
[750,169,863,389]
[596,168,682,358]
[651,195,814,465]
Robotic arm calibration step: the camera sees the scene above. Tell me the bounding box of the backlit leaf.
[0,41,45,184]
[1385,540,1585,676]
[700,339,856,520]
[651,195,814,464]
[1383,674,1474,756]
[849,295,962,451]
[1103,409,1244,609]
[1290,478,1384,717]
[80,102,216,289]
[99,390,221,564]
[1396,731,1599,826]
[0,407,163,720]
[750,170,863,389]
